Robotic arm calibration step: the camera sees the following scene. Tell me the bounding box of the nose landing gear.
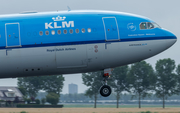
[100,85,111,97]
[100,68,113,97]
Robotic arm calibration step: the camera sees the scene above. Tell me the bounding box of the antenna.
[67,6,71,11]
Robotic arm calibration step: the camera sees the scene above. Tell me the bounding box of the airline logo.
[127,23,136,31]
[45,16,74,29]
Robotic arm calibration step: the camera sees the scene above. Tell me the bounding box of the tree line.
[18,75,64,105]
[82,58,180,108]
[58,93,180,104]
[18,58,180,108]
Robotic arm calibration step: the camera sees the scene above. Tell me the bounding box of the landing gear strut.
[100,68,113,97]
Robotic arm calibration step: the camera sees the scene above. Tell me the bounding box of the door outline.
[102,17,120,41]
[5,23,21,48]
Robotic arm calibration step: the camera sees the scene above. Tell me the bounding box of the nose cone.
[164,29,177,48]
[166,37,177,49]
[169,35,177,44]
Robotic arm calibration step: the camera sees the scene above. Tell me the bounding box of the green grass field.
[63,104,180,108]
[2,104,180,113]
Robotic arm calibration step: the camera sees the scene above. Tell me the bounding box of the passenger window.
[64,29,67,34]
[45,31,49,35]
[147,22,154,29]
[76,29,79,33]
[88,28,91,33]
[82,28,85,33]
[140,23,147,29]
[69,29,73,34]
[57,30,61,35]
[39,31,43,36]
[51,30,55,35]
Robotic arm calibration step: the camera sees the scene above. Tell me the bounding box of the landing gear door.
[102,17,120,41]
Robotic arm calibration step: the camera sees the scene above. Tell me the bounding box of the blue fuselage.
[0,10,177,78]
[0,10,176,49]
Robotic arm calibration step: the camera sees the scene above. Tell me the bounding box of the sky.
[0,0,179,94]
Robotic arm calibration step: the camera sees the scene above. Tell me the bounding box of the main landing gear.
[100,68,113,97]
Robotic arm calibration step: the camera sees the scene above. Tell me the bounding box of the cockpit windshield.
[140,22,147,29]
[140,22,161,30]
[152,22,161,28]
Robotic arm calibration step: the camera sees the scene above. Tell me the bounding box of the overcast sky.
[0,0,179,94]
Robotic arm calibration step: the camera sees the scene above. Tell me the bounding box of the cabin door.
[5,23,21,47]
[102,17,120,41]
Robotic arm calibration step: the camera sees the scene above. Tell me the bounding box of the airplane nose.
[161,28,177,48]
[165,33,177,49]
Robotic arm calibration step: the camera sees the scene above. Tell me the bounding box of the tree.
[155,58,178,108]
[18,87,27,97]
[41,98,46,105]
[17,77,43,98]
[35,99,40,104]
[17,75,64,99]
[26,98,31,104]
[41,75,64,95]
[14,96,19,103]
[31,96,35,102]
[127,61,155,108]
[82,71,103,108]
[110,65,129,108]
[176,64,180,93]
[46,92,59,105]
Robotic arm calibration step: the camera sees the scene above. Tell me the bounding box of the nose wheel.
[99,68,113,97]
[100,85,112,97]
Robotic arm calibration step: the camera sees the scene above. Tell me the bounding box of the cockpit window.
[147,22,154,29]
[140,22,147,29]
[152,22,161,28]
[140,22,161,30]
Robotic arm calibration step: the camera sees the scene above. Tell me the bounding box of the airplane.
[0,10,177,97]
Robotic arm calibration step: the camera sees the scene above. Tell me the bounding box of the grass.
[20,112,28,113]
[63,104,180,108]
[5,105,180,113]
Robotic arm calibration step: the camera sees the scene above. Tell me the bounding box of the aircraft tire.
[100,85,112,97]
